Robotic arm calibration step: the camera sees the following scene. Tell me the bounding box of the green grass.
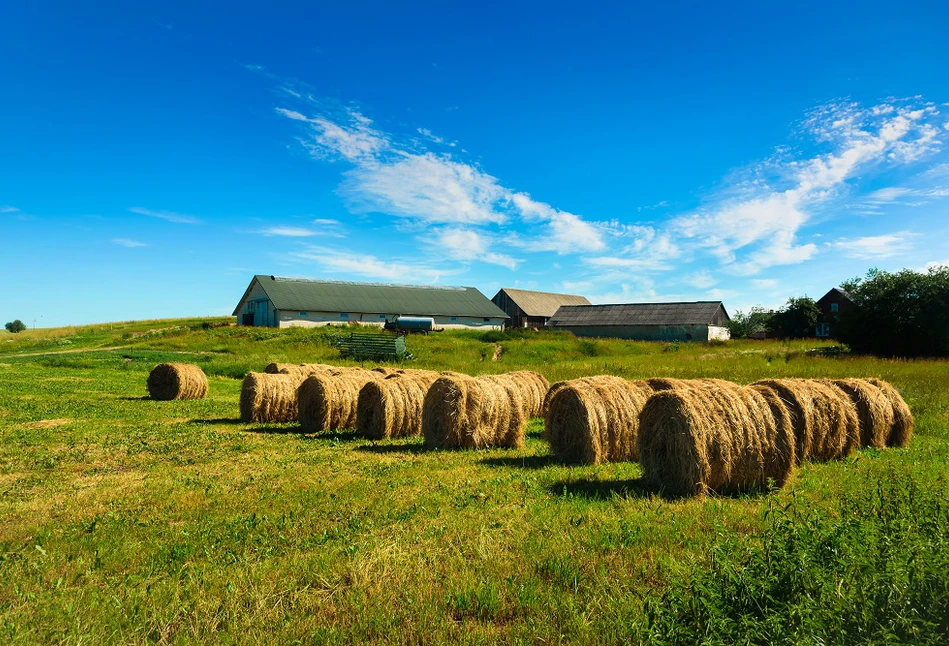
[1,320,947,644]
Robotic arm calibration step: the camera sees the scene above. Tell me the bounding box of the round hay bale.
[638,382,795,496]
[270,363,336,380]
[298,369,382,433]
[147,363,208,401]
[422,373,526,450]
[542,380,571,416]
[357,372,439,439]
[239,372,298,423]
[544,376,653,464]
[865,378,914,447]
[826,379,894,449]
[752,379,857,463]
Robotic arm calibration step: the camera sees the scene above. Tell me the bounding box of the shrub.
[727,307,773,339]
[767,297,820,339]
[4,320,26,333]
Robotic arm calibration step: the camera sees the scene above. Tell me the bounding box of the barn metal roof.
[233,275,508,319]
[548,301,729,327]
[494,288,591,317]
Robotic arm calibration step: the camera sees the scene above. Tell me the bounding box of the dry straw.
[239,372,299,423]
[544,376,653,464]
[866,378,914,447]
[826,379,894,449]
[147,363,208,400]
[356,371,440,440]
[638,380,795,496]
[751,379,858,462]
[266,363,335,379]
[422,373,527,449]
[497,370,549,418]
[298,369,382,433]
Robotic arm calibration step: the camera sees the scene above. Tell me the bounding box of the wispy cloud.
[289,245,458,283]
[0,205,19,214]
[426,228,520,270]
[259,226,318,237]
[833,231,916,259]
[275,97,605,255]
[111,238,148,248]
[671,98,943,275]
[130,207,200,224]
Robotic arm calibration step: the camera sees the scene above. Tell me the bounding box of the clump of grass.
[641,473,949,644]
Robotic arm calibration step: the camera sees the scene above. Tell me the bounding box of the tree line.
[728,266,949,358]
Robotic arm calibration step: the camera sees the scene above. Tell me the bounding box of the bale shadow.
[549,478,660,501]
[190,418,246,426]
[549,478,780,502]
[119,396,151,401]
[303,430,363,442]
[481,454,557,470]
[355,443,429,455]
[243,424,307,435]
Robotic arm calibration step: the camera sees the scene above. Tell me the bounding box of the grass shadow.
[356,443,429,455]
[244,424,307,435]
[481,454,557,469]
[119,396,151,401]
[303,430,363,442]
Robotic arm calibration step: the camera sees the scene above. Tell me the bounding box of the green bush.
[4,320,26,333]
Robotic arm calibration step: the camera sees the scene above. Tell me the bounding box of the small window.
[450,317,457,322]
[816,323,830,337]
[830,303,839,312]
[340,313,349,319]
[379,314,386,319]
[300,312,308,317]
[483,318,490,322]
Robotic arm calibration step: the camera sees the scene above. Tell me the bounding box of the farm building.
[547,301,731,341]
[233,275,508,330]
[815,287,854,338]
[491,288,591,328]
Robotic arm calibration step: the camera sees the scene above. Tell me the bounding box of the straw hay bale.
[357,372,440,439]
[298,369,382,433]
[267,363,335,380]
[826,379,894,449]
[638,381,795,496]
[545,376,653,464]
[239,372,299,423]
[422,373,526,449]
[147,363,208,400]
[866,378,914,447]
[752,379,858,462]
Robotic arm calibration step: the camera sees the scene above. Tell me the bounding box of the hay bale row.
[638,381,795,496]
[501,370,550,418]
[544,376,653,464]
[357,371,440,440]
[298,369,383,433]
[422,373,527,449]
[147,363,208,400]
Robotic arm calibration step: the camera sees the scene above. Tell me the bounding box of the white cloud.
[511,192,606,254]
[834,231,915,259]
[111,238,147,248]
[259,226,317,237]
[751,278,779,289]
[428,228,519,269]
[0,205,19,214]
[130,207,200,224]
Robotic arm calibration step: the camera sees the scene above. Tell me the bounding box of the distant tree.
[727,307,773,339]
[4,320,27,333]
[768,297,821,339]
[838,266,949,357]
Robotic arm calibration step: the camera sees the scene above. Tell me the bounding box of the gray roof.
[234,275,508,319]
[549,301,730,327]
[494,288,591,317]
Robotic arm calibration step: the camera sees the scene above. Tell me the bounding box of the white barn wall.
[275,311,504,331]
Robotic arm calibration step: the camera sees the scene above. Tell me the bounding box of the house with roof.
[815,287,854,338]
[490,288,591,329]
[233,275,508,330]
[547,301,731,341]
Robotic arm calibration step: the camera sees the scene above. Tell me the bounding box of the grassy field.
[1,319,948,644]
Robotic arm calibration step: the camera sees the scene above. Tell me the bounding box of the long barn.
[233,275,508,330]
[548,301,731,341]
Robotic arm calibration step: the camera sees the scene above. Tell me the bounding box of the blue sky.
[3,1,949,327]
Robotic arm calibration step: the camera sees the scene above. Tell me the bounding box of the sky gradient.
[3,1,949,327]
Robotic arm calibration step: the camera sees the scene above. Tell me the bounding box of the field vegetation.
[1,318,947,644]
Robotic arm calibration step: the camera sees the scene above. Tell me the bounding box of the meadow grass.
[0,320,947,644]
